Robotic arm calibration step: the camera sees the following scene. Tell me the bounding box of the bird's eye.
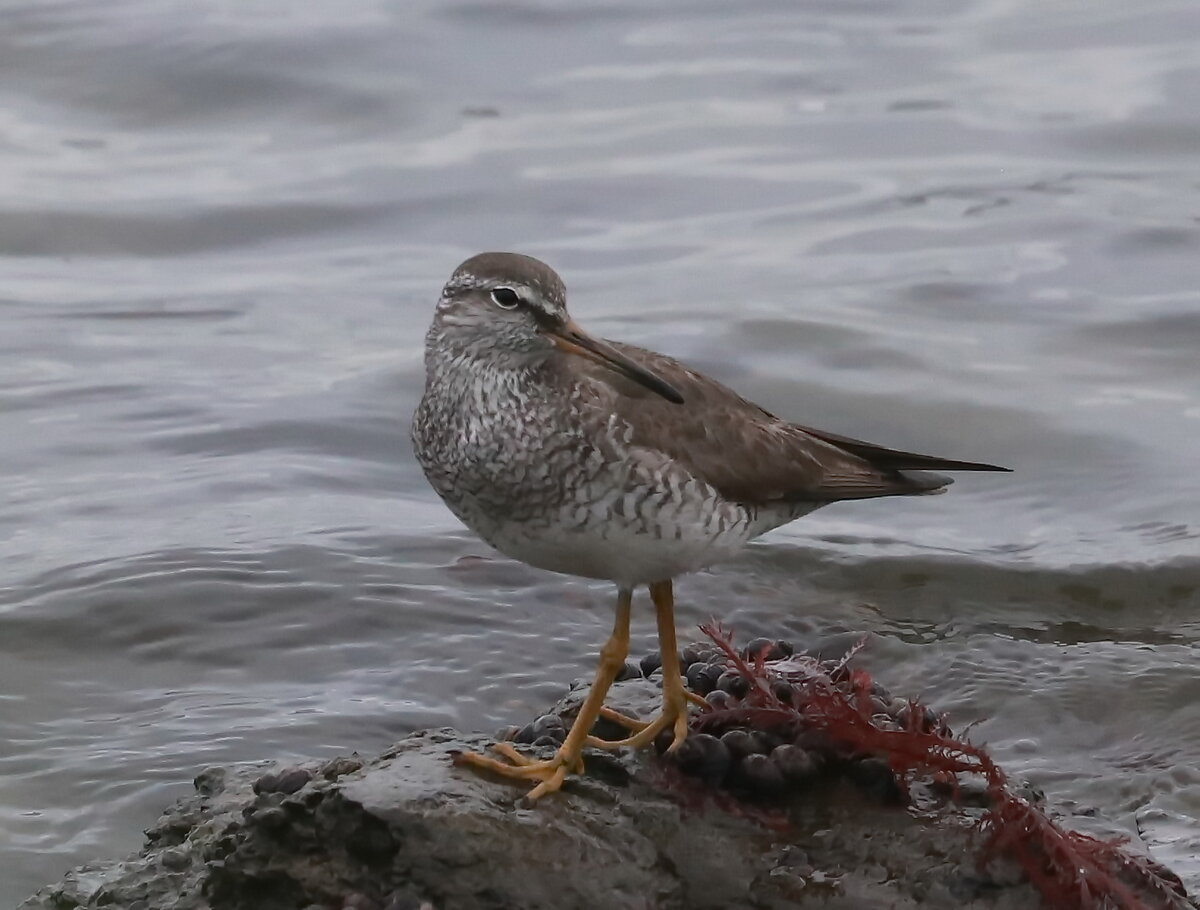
[490,287,521,310]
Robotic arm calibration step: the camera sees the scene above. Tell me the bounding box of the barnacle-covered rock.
[20,653,1184,910]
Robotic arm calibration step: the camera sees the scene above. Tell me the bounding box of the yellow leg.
[453,586,633,800]
[587,579,690,753]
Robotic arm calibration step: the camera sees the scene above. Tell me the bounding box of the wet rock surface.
[19,678,1058,910]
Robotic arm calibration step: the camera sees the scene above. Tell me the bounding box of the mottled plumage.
[411,251,1009,801]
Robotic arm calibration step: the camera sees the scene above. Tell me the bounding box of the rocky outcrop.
[19,679,1057,910]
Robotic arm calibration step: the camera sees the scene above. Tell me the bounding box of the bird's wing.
[570,341,1006,506]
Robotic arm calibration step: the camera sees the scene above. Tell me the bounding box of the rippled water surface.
[3,0,1200,903]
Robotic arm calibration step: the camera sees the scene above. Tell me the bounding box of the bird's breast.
[411,364,789,583]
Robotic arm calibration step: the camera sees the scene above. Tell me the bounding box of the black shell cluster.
[498,635,950,806]
[663,639,912,803]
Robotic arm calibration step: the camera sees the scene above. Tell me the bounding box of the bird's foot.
[452,742,585,801]
[587,695,691,753]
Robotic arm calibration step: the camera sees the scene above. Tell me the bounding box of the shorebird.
[412,251,1008,800]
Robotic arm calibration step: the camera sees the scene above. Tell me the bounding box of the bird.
[411,251,1009,801]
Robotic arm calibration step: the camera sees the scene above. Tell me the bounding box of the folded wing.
[574,341,1009,506]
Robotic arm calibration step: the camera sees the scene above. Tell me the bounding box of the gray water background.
[2,0,1199,902]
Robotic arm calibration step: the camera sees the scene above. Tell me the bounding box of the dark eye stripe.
[490,287,521,309]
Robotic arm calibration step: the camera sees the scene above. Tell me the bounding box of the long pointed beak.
[548,320,684,405]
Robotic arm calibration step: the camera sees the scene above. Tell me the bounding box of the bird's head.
[431,252,683,404]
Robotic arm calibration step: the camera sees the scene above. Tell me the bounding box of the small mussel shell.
[720,728,769,760]
[771,744,821,783]
[686,662,724,696]
[868,695,891,716]
[615,659,643,682]
[680,643,717,667]
[793,729,837,762]
[733,752,788,797]
[532,713,565,732]
[704,689,735,711]
[715,669,751,698]
[654,727,676,755]
[771,680,796,705]
[517,713,565,744]
[741,637,792,662]
[639,651,663,677]
[741,637,775,660]
[886,696,910,719]
[671,732,732,785]
[532,713,566,740]
[847,756,907,805]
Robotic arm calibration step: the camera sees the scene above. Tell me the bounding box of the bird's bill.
[548,320,685,404]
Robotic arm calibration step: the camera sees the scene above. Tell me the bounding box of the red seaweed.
[694,622,1192,910]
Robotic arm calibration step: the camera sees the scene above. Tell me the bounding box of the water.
[2,0,1199,903]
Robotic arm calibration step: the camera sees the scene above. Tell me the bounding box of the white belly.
[485,522,746,587]
[478,499,822,588]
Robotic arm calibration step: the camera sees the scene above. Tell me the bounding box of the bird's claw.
[452,742,584,799]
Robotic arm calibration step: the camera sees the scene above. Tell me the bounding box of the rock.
[158,846,190,871]
[253,766,314,795]
[321,756,365,781]
[14,680,1060,910]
